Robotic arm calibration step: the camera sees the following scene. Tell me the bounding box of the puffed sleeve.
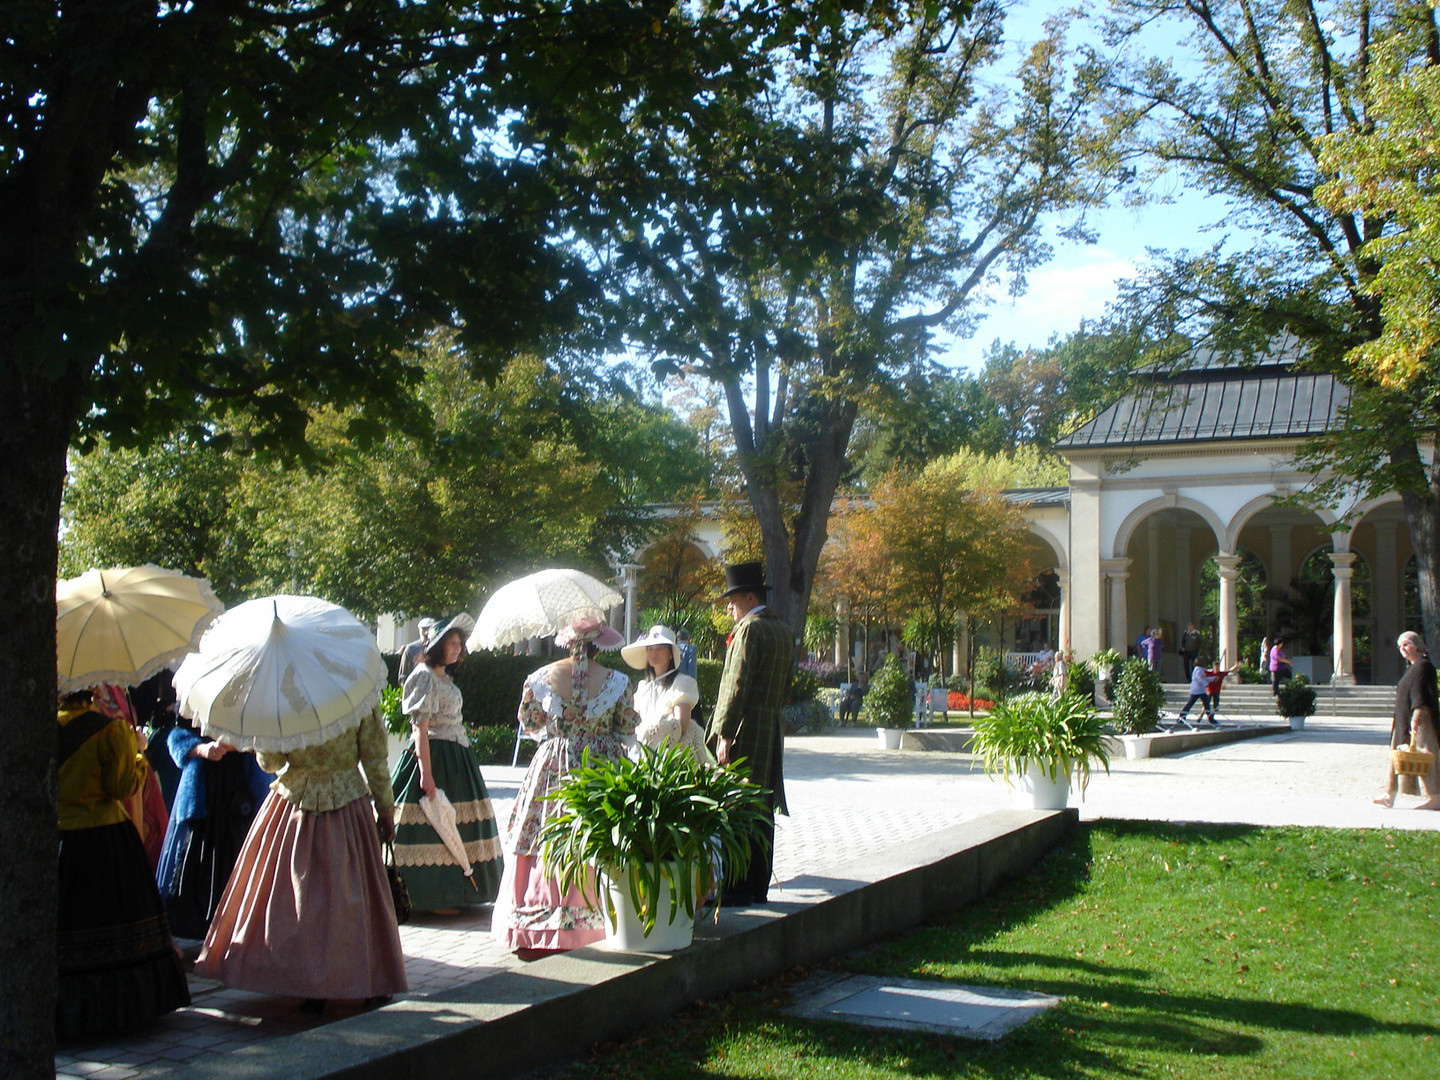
[358,708,394,812]
[667,674,700,710]
[98,720,147,802]
[402,665,439,723]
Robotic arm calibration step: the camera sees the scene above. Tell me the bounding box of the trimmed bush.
[866,654,914,730]
[788,664,819,704]
[1112,657,1164,735]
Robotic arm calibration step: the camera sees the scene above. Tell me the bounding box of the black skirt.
[57,820,190,1042]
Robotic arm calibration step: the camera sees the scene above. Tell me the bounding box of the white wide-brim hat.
[622,624,680,671]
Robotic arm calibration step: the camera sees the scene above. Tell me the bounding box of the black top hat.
[721,561,770,598]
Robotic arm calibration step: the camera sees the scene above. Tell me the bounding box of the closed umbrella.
[174,595,385,753]
[419,789,478,889]
[56,565,223,692]
[469,568,622,651]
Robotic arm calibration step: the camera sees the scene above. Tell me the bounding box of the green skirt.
[390,737,504,910]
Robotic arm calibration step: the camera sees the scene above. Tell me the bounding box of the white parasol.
[419,788,477,889]
[173,595,386,753]
[469,568,622,651]
[56,565,224,693]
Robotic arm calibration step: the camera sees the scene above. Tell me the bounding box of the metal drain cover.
[784,974,1059,1040]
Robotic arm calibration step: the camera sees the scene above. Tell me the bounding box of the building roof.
[1055,368,1349,452]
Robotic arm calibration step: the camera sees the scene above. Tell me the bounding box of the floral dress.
[493,659,639,950]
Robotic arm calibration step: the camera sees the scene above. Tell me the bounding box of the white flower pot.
[876,727,904,749]
[1122,735,1152,760]
[600,868,695,952]
[1289,716,1306,731]
[1018,761,1072,810]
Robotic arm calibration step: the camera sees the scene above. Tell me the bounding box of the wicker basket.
[1392,744,1435,777]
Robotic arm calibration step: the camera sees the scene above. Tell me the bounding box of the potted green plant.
[1274,674,1318,731]
[866,653,913,748]
[538,744,771,950]
[1091,647,1122,703]
[1112,657,1164,757]
[969,690,1110,809]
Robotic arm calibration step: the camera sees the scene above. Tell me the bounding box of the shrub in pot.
[538,744,771,938]
[969,690,1111,797]
[1112,657,1164,735]
[1274,674,1318,728]
[865,654,914,730]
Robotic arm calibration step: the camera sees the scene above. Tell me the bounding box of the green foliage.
[60,352,705,618]
[538,744,771,934]
[865,654,914,730]
[1112,657,1164,735]
[972,646,1024,701]
[451,653,550,730]
[1275,674,1318,719]
[694,658,724,727]
[787,665,819,705]
[379,685,407,739]
[784,699,835,735]
[969,691,1110,793]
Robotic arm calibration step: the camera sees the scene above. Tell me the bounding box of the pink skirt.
[492,853,608,951]
[195,792,407,999]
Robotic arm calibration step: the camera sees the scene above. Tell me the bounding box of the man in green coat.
[707,561,794,905]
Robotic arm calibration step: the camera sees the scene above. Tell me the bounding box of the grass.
[545,820,1440,1079]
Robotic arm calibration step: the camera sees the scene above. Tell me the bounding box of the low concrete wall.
[145,810,1074,1080]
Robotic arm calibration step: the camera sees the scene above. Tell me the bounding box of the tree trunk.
[1400,484,1440,659]
[0,359,83,1077]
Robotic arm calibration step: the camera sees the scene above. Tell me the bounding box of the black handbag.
[385,841,411,925]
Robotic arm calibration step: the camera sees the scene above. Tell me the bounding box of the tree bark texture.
[0,360,84,1078]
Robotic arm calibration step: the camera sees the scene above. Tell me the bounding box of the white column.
[618,563,643,643]
[1057,567,1072,657]
[1269,525,1293,627]
[1102,558,1131,656]
[1216,552,1241,671]
[1175,526,1193,625]
[1068,475,1105,660]
[1330,551,1357,686]
[835,597,851,669]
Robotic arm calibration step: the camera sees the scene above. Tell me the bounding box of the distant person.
[398,616,440,681]
[1142,628,1164,676]
[1205,661,1236,716]
[57,689,189,1040]
[706,561,793,906]
[839,674,867,725]
[1268,637,1292,695]
[1179,622,1203,675]
[1176,656,1216,728]
[676,628,698,679]
[1375,631,1440,810]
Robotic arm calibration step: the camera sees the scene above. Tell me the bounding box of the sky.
[936,0,1228,372]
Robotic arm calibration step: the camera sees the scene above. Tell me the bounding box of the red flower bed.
[947,691,994,712]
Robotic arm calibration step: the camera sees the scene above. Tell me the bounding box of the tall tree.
[1094,0,1440,651]
[0,3,803,1070]
[593,0,1125,637]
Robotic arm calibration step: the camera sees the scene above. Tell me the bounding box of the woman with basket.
[1375,631,1440,810]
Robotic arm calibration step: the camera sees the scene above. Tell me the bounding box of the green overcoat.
[706,606,793,813]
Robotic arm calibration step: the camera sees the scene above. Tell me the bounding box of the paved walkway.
[56,710,1438,1079]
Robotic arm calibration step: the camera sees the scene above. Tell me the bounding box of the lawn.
[548,821,1439,1079]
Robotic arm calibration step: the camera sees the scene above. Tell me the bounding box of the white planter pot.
[1018,762,1071,810]
[1122,735,1152,760]
[600,868,695,952]
[876,727,904,749]
[1289,716,1306,731]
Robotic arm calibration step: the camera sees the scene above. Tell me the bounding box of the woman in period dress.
[57,689,190,1040]
[193,706,407,1010]
[154,721,273,940]
[493,617,639,952]
[1375,630,1440,810]
[621,624,714,765]
[391,613,504,911]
